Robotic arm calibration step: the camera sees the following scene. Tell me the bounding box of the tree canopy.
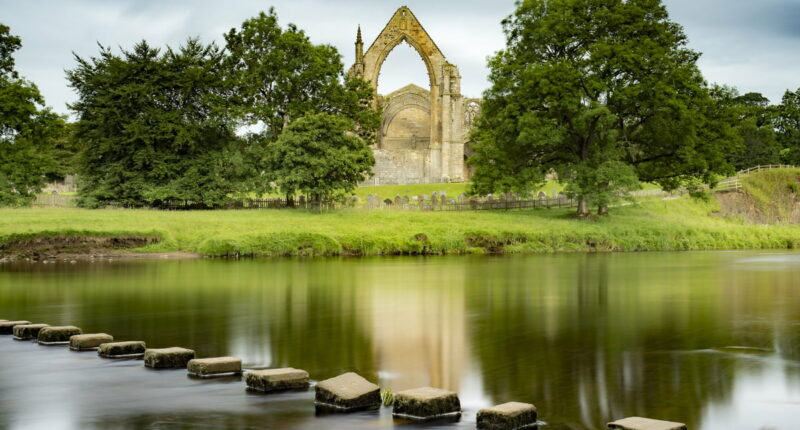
[66,10,379,208]
[468,0,737,216]
[264,113,374,205]
[67,40,245,208]
[778,88,800,164]
[0,23,66,206]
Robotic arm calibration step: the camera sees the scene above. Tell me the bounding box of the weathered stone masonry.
[350,6,480,185]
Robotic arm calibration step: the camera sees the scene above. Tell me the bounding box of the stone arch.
[360,7,445,93]
[349,7,469,185]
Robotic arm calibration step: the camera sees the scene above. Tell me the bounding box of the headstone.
[70,333,114,351]
[411,196,418,202]
[607,417,687,430]
[392,387,461,420]
[431,191,439,203]
[246,367,309,392]
[477,402,537,430]
[12,324,49,340]
[37,326,82,345]
[0,320,32,335]
[298,195,306,207]
[383,198,393,206]
[394,195,402,206]
[449,198,456,205]
[537,191,547,199]
[458,193,468,204]
[144,347,196,369]
[315,372,381,411]
[187,357,242,377]
[98,341,146,359]
[403,195,410,204]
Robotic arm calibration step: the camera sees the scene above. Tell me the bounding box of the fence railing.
[32,194,78,208]
[715,165,799,192]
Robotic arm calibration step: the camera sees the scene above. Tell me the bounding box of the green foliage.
[777,88,800,164]
[469,0,736,216]
[67,39,245,208]
[713,88,781,169]
[381,389,394,407]
[264,113,374,204]
[223,9,380,143]
[0,23,66,206]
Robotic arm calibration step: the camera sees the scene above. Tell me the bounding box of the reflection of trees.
[466,254,750,429]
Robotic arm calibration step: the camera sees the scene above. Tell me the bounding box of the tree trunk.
[285,193,294,208]
[597,203,609,216]
[576,196,589,217]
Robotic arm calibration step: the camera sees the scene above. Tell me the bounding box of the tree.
[724,90,781,170]
[0,23,65,206]
[468,0,737,216]
[67,40,246,208]
[778,88,800,164]
[224,10,380,199]
[263,113,374,206]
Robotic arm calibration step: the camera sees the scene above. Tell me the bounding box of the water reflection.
[0,252,799,429]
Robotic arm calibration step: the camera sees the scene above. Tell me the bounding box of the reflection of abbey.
[349,7,481,185]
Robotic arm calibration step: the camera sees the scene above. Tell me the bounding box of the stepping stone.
[392,387,461,420]
[0,320,32,335]
[315,372,381,411]
[477,402,538,430]
[144,347,196,369]
[98,341,146,358]
[246,367,309,392]
[12,324,50,340]
[37,326,82,345]
[69,333,114,351]
[608,417,688,430]
[187,357,242,377]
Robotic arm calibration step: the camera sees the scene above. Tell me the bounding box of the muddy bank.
[0,235,198,262]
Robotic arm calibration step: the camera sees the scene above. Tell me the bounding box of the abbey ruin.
[350,6,481,185]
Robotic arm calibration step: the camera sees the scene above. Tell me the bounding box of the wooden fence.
[32,193,78,208]
[716,165,799,192]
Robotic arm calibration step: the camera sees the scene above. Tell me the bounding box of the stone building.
[350,6,480,185]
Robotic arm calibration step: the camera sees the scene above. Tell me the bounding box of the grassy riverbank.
[2,194,800,258]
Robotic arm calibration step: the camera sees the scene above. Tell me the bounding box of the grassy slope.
[740,168,800,221]
[2,195,799,257]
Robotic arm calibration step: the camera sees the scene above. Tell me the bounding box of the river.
[1,251,799,429]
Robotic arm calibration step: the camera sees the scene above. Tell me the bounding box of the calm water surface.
[1,252,799,429]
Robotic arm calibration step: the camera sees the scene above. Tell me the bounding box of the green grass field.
[3,189,800,257]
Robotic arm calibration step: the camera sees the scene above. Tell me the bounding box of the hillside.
[715,168,800,224]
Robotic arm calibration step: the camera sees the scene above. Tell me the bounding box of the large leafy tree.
[264,113,374,205]
[68,39,246,208]
[0,23,66,206]
[778,88,800,164]
[469,0,737,216]
[224,9,380,198]
[721,91,781,170]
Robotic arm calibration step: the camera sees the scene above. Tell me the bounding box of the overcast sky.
[2,0,799,116]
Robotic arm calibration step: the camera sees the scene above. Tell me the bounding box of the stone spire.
[352,25,365,76]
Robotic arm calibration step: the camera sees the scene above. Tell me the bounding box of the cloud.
[2,0,798,114]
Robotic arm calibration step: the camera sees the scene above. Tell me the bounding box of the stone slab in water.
[187,357,242,377]
[69,333,114,351]
[0,321,32,335]
[246,367,309,392]
[477,402,538,430]
[144,347,196,369]
[12,324,50,340]
[37,326,82,345]
[392,387,461,420]
[608,417,688,430]
[98,341,146,358]
[315,372,381,411]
